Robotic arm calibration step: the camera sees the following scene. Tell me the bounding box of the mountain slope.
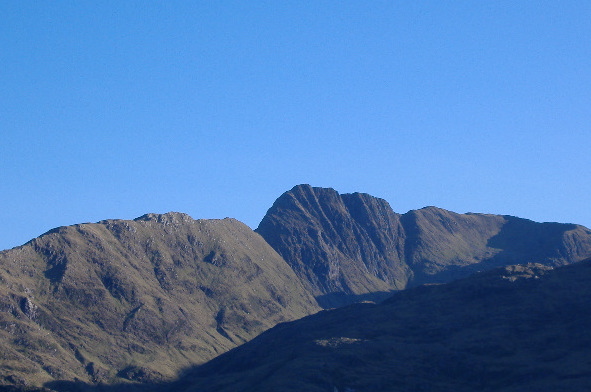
[0,213,320,388]
[171,258,591,392]
[256,184,591,307]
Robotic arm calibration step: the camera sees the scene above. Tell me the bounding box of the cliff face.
[257,185,591,307]
[256,185,409,307]
[0,213,319,387]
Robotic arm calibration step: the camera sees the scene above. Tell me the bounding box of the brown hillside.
[0,213,319,387]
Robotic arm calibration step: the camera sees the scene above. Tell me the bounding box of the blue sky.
[1,2,590,250]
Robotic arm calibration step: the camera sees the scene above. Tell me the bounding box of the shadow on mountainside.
[487,217,579,263]
[314,290,396,308]
[31,258,591,392]
[42,380,161,392]
[408,217,584,287]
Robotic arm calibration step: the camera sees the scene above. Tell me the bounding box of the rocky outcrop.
[257,185,591,307]
[0,213,319,387]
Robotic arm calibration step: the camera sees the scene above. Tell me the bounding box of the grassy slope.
[0,213,320,387]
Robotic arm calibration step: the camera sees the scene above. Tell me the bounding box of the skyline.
[1,2,590,251]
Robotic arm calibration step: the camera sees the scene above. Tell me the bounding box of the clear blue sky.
[1,2,590,251]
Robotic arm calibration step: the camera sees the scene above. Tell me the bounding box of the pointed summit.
[257,185,409,308]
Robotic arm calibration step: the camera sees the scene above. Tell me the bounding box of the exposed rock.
[257,185,591,307]
[117,365,166,383]
[256,185,409,307]
[19,298,37,320]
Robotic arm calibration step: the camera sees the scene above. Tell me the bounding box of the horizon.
[3,182,587,251]
[2,2,590,251]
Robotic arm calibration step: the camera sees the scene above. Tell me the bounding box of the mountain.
[3,184,591,391]
[0,213,319,388]
[170,258,591,392]
[256,184,591,307]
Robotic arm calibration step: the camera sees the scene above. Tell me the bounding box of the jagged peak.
[134,212,194,224]
[284,184,392,209]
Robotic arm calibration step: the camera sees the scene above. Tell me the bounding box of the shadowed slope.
[0,213,319,388]
[171,258,591,392]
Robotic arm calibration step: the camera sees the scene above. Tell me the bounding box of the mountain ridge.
[3,185,591,389]
[256,184,591,307]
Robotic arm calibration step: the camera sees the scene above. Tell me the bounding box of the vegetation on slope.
[0,213,319,387]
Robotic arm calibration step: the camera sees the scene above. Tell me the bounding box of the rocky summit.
[257,184,591,307]
[0,213,319,388]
